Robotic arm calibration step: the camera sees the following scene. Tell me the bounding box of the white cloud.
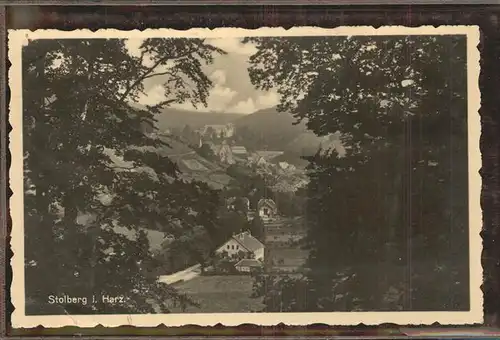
[230,98,256,114]
[256,91,280,108]
[126,38,276,114]
[136,84,165,106]
[208,38,258,56]
[125,38,174,71]
[228,91,280,114]
[206,84,237,111]
[170,83,237,112]
[137,74,237,111]
[211,84,236,100]
[210,69,227,85]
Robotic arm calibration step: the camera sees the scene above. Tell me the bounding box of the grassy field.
[266,248,309,272]
[171,275,264,313]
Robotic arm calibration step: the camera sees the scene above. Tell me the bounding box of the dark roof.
[232,231,264,252]
[235,259,262,268]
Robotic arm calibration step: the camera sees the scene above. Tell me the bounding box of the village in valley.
[167,121,312,192]
[21,34,471,319]
[135,112,322,313]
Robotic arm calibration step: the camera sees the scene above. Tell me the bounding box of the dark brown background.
[2,3,499,337]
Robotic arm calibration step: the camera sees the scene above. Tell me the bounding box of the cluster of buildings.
[198,140,238,164]
[214,198,279,273]
[196,127,309,193]
[198,123,235,139]
[194,124,304,179]
[269,175,309,193]
[225,197,278,222]
[215,198,308,274]
[199,139,298,173]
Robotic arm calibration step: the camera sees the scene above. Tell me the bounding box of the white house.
[216,231,265,261]
[278,161,296,172]
[247,154,268,168]
[257,198,278,220]
[214,141,234,164]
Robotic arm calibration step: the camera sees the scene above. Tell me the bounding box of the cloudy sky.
[125,38,280,115]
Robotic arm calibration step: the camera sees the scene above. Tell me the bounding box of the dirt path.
[157,263,202,285]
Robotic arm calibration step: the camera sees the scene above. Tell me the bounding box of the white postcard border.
[8,25,483,328]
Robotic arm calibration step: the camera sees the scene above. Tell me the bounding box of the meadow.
[171,275,264,313]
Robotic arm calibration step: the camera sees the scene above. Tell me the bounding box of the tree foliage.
[245,35,469,311]
[23,38,225,314]
[249,216,265,241]
[197,142,215,159]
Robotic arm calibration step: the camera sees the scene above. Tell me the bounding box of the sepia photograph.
[9,26,482,327]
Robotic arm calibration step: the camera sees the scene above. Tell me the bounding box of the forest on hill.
[159,105,341,156]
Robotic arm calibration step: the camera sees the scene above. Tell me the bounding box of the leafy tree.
[181,124,193,143]
[249,216,265,241]
[272,191,305,217]
[234,126,258,152]
[198,142,215,159]
[171,225,213,273]
[218,210,248,242]
[246,35,469,311]
[203,126,215,140]
[251,273,313,312]
[23,37,225,314]
[233,197,250,215]
[224,165,275,207]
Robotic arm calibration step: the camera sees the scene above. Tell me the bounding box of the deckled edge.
[7,25,483,328]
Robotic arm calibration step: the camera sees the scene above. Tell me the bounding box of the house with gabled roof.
[216,231,265,261]
[257,198,278,220]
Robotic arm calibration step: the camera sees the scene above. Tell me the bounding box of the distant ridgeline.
[151,106,343,157]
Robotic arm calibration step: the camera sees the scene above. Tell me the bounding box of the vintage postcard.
[9,26,482,328]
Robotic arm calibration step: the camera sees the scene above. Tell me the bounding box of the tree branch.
[147,98,177,110]
[118,48,196,103]
[143,70,175,80]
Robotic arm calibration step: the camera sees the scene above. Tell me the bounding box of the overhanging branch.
[118,48,196,104]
